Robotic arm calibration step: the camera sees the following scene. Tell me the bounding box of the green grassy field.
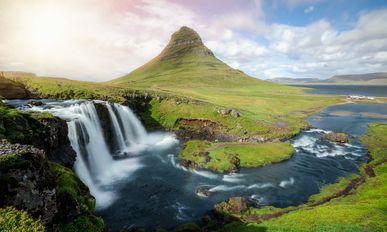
[180,140,294,173]
[218,123,387,232]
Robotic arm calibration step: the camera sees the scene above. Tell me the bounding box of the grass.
[9,73,341,141]
[0,206,45,232]
[180,140,295,172]
[218,123,387,232]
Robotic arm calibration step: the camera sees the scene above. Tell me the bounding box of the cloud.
[0,0,386,81]
[0,0,199,81]
[304,6,314,13]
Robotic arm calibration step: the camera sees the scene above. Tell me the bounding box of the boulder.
[195,185,211,198]
[230,109,240,118]
[323,132,349,143]
[218,108,231,115]
[215,197,248,214]
[28,100,45,106]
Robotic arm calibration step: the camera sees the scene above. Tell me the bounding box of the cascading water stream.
[7,99,178,208]
[105,103,127,152]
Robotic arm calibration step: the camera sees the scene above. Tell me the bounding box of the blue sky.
[0,0,387,81]
[265,0,387,28]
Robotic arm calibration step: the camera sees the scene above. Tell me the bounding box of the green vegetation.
[180,140,294,172]
[0,207,45,232]
[49,162,104,232]
[0,153,26,171]
[218,123,387,232]
[173,222,201,232]
[0,103,60,142]
[12,74,128,103]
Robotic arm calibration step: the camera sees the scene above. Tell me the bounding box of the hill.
[110,26,265,88]
[0,72,30,99]
[270,77,321,85]
[327,72,387,84]
[269,72,387,85]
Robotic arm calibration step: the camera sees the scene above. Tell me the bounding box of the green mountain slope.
[108,26,340,139]
[110,26,266,88]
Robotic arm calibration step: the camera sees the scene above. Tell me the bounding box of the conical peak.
[159,26,214,61]
[168,26,203,46]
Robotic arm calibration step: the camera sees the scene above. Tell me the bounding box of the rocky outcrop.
[0,106,76,167]
[0,106,104,231]
[175,118,235,142]
[323,132,349,143]
[0,145,58,224]
[215,197,248,214]
[34,118,76,167]
[0,75,30,99]
[218,108,241,118]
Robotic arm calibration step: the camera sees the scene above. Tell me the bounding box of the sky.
[0,0,387,81]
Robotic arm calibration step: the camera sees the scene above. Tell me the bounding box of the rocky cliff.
[0,104,104,231]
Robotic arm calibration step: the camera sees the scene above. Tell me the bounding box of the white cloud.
[0,0,386,81]
[304,6,314,13]
[0,0,199,81]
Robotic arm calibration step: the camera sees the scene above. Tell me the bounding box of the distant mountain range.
[270,72,387,85]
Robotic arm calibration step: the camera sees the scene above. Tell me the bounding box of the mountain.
[326,73,387,84]
[110,26,266,88]
[270,77,321,84]
[269,72,387,85]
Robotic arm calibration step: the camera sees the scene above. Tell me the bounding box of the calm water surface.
[292,85,387,97]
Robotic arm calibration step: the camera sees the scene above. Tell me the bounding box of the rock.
[228,154,240,173]
[0,148,58,224]
[230,109,240,118]
[215,197,248,214]
[35,117,76,167]
[28,100,45,106]
[218,108,231,115]
[195,185,211,198]
[236,122,242,129]
[323,132,349,143]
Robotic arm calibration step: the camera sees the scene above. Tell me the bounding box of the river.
[4,99,387,231]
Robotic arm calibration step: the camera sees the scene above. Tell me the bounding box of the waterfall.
[12,99,177,209]
[103,102,148,154]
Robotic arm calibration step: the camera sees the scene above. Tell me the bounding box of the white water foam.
[209,185,246,192]
[247,183,274,189]
[192,170,220,180]
[222,173,246,183]
[279,177,295,188]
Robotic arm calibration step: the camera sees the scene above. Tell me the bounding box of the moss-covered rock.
[323,132,349,143]
[0,104,76,167]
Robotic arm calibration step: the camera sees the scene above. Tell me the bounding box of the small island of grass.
[180,140,295,173]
